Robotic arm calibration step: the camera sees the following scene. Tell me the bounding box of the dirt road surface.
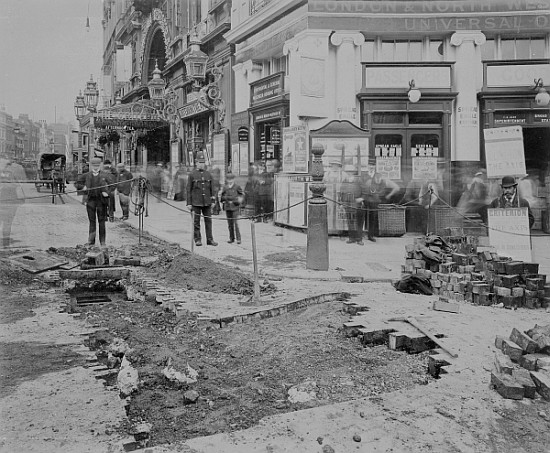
[1,190,550,452]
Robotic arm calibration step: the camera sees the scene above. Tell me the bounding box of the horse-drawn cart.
[35,153,66,194]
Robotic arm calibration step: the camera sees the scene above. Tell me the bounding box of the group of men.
[75,157,133,247]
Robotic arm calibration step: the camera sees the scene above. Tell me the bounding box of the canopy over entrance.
[93,102,168,129]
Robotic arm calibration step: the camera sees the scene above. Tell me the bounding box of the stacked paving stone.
[403,233,550,309]
[492,325,550,400]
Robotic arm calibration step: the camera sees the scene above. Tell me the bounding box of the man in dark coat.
[116,162,133,220]
[220,172,244,244]
[186,151,218,246]
[75,157,110,246]
[488,175,534,228]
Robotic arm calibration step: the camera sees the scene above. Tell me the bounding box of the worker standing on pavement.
[186,150,218,247]
[75,157,110,247]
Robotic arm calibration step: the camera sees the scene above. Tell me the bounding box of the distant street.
[2,183,136,251]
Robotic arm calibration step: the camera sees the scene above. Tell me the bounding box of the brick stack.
[402,234,550,309]
[492,325,550,401]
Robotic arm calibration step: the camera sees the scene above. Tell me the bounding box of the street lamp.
[184,32,209,90]
[147,60,166,105]
[408,80,421,103]
[83,74,99,112]
[74,91,86,119]
[533,78,550,106]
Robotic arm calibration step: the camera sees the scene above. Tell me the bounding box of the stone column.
[330,32,365,125]
[306,143,329,271]
[450,31,486,162]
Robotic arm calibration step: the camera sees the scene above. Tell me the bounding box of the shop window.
[409,112,443,126]
[373,112,404,125]
[410,134,440,157]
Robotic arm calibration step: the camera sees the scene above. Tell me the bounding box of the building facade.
[225,0,550,231]
[99,0,232,173]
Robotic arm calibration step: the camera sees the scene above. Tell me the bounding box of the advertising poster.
[231,143,240,175]
[282,126,308,173]
[487,208,532,262]
[376,157,401,180]
[288,182,306,227]
[313,137,369,174]
[274,177,290,224]
[483,126,526,178]
[412,157,438,180]
[239,142,249,176]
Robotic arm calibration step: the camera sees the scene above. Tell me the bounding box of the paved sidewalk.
[66,185,550,279]
[119,194,410,282]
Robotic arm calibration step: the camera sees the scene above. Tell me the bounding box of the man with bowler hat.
[75,157,110,246]
[187,150,218,246]
[489,175,534,228]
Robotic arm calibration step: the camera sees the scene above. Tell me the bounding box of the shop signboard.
[483,126,526,178]
[487,208,532,262]
[533,112,550,123]
[412,157,438,180]
[238,126,249,141]
[250,73,284,106]
[282,126,308,173]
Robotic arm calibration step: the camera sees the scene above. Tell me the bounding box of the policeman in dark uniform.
[186,151,218,246]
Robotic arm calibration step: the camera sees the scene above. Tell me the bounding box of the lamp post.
[74,91,87,173]
[184,33,209,92]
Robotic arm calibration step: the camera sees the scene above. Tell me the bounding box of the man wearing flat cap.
[489,175,534,228]
[75,157,110,246]
[187,150,218,246]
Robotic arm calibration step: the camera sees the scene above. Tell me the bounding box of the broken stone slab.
[525,324,550,354]
[183,390,200,405]
[510,328,539,354]
[117,357,139,398]
[502,339,524,363]
[512,369,537,399]
[520,353,550,372]
[132,422,152,441]
[530,371,550,401]
[491,371,524,400]
[494,350,514,375]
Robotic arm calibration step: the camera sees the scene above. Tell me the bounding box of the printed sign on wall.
[484,126,526,178]
[412,157,438,180]
[375,157,401,180]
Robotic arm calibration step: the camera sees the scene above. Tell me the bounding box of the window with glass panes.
[362,38,444,62]
[481,37,547,61]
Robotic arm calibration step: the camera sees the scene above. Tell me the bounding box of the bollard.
[306,143,329,271]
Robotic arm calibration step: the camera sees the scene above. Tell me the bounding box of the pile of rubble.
[492,324,550,401]
[403,234,549,309]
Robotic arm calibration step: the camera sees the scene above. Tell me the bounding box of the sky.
[0,0,103,125]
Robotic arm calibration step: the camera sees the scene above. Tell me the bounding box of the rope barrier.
[2,176,548,238]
